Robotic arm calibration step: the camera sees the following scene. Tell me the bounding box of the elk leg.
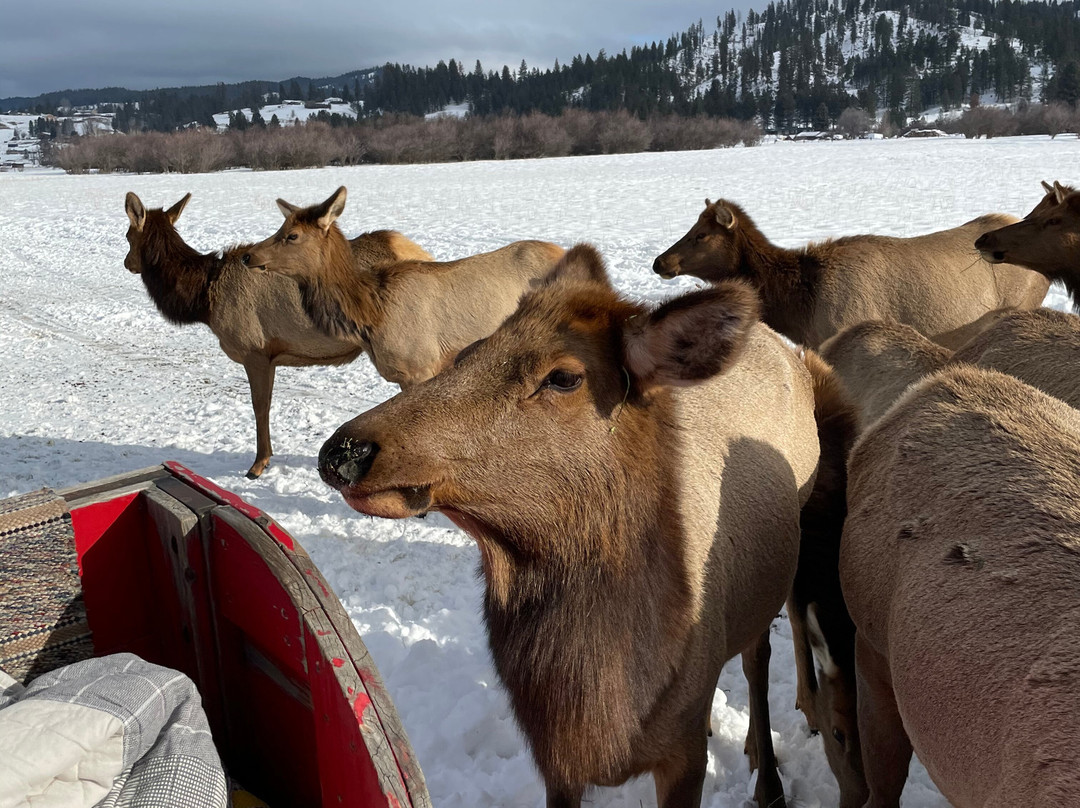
[654,723,708,808]
[788,595,820,734]
[544,785,582,808]
[743,629,786,808]
[243,356,276,478]
[855,634,911,808]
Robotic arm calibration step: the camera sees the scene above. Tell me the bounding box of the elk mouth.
[652,256,679,279]
[240,252,268,271]
[338,483,435,519]
[978,248,1007,264]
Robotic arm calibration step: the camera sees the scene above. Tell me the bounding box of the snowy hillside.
[212,99,359,129]
[1,136,1076,807]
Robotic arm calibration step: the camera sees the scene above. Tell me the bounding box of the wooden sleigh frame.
[6,461,430,808]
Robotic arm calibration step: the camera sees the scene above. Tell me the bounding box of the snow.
[0,136,1076,807]
[425,102,471,120]
[214,101,358,129]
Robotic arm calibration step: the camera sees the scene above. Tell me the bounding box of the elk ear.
[277,198,300,218]
[125,192,146,232]
[1042,180,1055,196]
[542,243,612,288]
[315,186,348,233]
[623,281,759,390]
[704,197,713,208]
[1054,181,1069,205]
[711,201,736,230]
[807,603,839,680]
[165,193,191,225]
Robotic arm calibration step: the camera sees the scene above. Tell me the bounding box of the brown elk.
[653,199,1049,349]
[123,191,430,478]
[315,245,821,808]
[239,187,566,387]
[841,365,1080,806]
[976,181,1080,305]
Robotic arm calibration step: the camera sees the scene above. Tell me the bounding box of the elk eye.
[542,369,583,393]
[287,233,299,241]
[696,232,708,241]
[832,728,846,746]
[1046,218,1062,227]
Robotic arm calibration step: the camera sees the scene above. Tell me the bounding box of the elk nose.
[653,256,674,277]
[319,437,379,489]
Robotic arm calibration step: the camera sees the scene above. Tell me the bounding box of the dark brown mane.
[721,201,821,338]
[291,226,386,340]
[137,209,221,325]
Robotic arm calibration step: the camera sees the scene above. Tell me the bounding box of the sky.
[0,0,757,100]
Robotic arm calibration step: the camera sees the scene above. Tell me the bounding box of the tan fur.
[654,199,1049,348]
[241,186,565,387]
[976,181,1080,306]
[842,365,1080,806]
[821,310,1080,432]
[819,321,952,431]
[316,245,820,808]
[122,191,428,478]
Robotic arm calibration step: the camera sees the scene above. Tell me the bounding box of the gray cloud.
[0,0,758,99]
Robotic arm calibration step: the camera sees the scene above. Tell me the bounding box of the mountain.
[361,0,1080,129]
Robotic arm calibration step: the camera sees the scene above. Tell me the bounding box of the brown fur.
[241,187,566,387]
[842,365,1080,806]
[654,199,1049,349]
[976,181,1080,306]
[316,245,821,808]
[786,351,866,808]
[122,191,427,478]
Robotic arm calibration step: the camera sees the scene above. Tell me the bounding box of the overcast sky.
[0,1,759,99]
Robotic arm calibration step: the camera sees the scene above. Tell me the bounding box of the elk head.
[241,185,348,274]
[123,192,190,274]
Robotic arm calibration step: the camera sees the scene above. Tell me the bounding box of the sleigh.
[0,461,430,808]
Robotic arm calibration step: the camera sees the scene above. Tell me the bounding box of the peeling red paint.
[332,657,344,668]
[385,793,401,808]
[347,686,354,695]
[304,568,331,597]
[353,692,372,726]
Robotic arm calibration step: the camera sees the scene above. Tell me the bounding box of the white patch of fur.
[807,603,839,679]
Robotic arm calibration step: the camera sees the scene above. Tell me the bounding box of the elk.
[841,365,1080,806]
[122,191,430,478]
[790,307,1080,806]
[240,186,566,387]
[316,245,821,808]
[653,199,1050,349]
[820,309,1080,431]
[976,181,1080,306]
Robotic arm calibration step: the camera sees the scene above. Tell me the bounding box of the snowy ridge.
[1,137,1076,807]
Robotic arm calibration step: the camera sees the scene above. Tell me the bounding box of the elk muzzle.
[653,254,680,279]
[319,437,379,489]
[974,232,1007,263]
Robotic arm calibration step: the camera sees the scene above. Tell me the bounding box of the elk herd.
[122,179,1080,808]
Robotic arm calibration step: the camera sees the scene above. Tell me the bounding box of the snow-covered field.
[0,137,1075,807]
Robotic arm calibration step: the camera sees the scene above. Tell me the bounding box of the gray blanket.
[0,653,227,808]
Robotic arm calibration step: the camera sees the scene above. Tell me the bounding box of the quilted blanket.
[0,653,227,808]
